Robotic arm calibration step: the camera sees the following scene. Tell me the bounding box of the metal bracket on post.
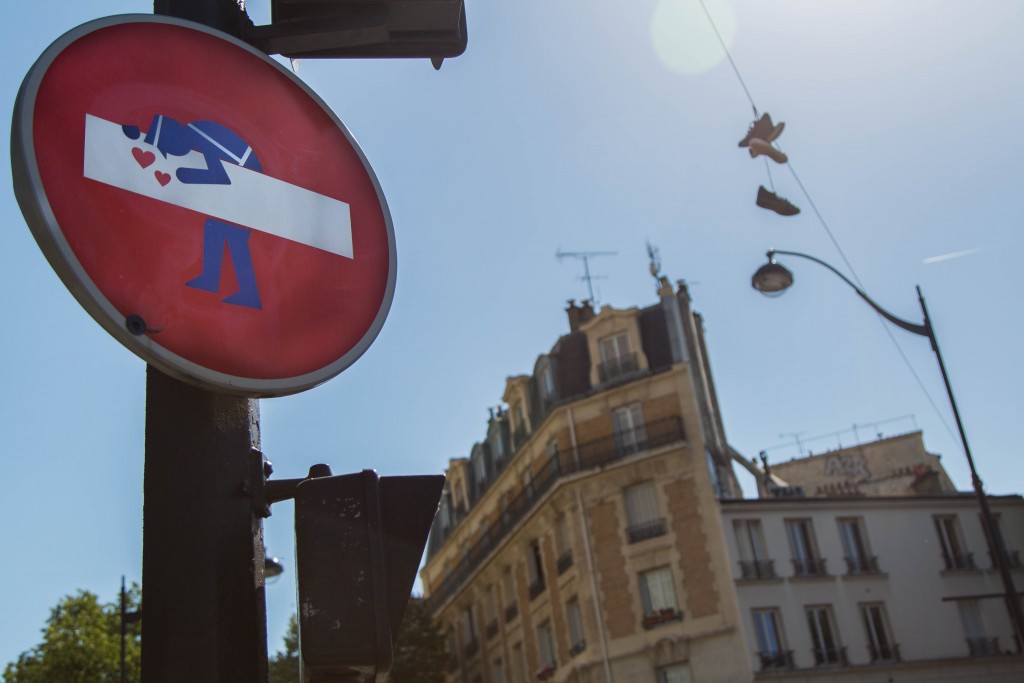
[241,450,335,518]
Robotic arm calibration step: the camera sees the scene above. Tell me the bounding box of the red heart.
[133,147,155,169]
[154,171,171,187]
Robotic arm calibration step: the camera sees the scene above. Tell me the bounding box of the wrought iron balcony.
[738,559,776,580]
[791,556,828,577]
[425,416,685,611]
[757,650,794,671]
[867,642,900,663]
[943,551,976,571]
[966,637,1000,656]
[597,352,639,383]
[569,639,586,657]
[812,646,848,666]
[556,550,574,575]
[464,638,479,659]
[641,608,682,629]
[528,578,546,600]
[988,549,1022,570]
[844,555,881,575]
[627,518,667,544]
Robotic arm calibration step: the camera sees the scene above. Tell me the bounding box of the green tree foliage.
[3,585,141,683]
[390,597,447,683]
[268,597,447,683]
[268,614,299,683]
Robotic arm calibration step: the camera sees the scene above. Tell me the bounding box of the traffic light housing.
[294,469,444,683]
[252,0,468,62]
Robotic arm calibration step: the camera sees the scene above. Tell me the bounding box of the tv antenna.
[556,249,617,305]
[779,431,806,457]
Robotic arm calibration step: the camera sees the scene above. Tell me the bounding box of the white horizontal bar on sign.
[82,114,353,259]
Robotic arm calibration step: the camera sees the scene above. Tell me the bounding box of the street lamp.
[752,248,1024,653]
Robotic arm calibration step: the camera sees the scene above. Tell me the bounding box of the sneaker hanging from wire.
[756,185,800,216]
[738,113,785,147]
[748,138,788,164]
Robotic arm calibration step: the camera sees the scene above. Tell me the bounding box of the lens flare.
[651,0,737,75]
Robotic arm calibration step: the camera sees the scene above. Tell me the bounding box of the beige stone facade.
[419,280,1024,683]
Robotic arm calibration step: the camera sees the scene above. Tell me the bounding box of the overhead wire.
[694,0,960,444]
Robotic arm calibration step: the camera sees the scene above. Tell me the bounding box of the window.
[613,403,647,455]
[555,514,573,573]
[624,481,666,543]
[860,603,898,662]
[657,664,694,683]
[539,359,555,400]
[536,620,557,670]
[980,513,1020,569]
[461,605,478,658]
[598,332,636,381]
[439,494,452,531]
[566,598,585,655]
[527,540,545,598]
[511,642,525,681]
[502,567,518,621]
[446,627,459,671]
[733,519,774,579]
[935,515,975,570]
[958,599,999,656]
[474,452,488,487]
[484,585,499,639]
[752,609,791,670]
[786,519,826,576]
[491,659,506,683]
[806,605,844,666]
[639,566,680,627]
[838,517,878,574]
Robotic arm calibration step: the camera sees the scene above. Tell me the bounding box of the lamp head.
[752,250,794,297]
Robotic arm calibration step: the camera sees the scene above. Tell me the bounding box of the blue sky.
[2,0,1022,666]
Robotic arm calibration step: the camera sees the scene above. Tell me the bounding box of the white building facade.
[721,494,1024,681]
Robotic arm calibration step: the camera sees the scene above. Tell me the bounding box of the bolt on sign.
[12,15,396,397]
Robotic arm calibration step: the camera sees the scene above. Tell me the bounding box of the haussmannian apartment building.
[418,275,1024,683]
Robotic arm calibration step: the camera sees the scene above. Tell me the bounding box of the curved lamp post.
[753,248,1023,652]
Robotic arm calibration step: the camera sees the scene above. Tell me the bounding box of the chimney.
[566,299,581,332]
[579,300,595,325]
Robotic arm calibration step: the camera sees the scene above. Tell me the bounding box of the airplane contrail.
[922,247,985,265]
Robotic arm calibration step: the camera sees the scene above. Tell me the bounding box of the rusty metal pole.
[141,5,266,682]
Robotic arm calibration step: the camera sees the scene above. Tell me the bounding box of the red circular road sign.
[12,15,396,397]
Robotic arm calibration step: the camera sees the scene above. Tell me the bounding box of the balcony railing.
[791,556,828,577]
[528,578,546,600]
[464,638,479,659]
[642,608,683,630]
[557,550,574,575]
[966,637,1000,656]
[598,352,640,383]
[943,551,976,571]
[812,646,848,667]
[844,555,881,575]
[868,642,900,663]
[627,518,667,544]
[570,639,586,657]
[426,416,685,611]
[988,549,1022,570]
[485,619,499,640]
[738,559,776,580]
[757,650,794,671]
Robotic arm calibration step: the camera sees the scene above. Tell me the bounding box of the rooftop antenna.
[556,248,616,305]
[646,241,662,283]
[780,431,806,457]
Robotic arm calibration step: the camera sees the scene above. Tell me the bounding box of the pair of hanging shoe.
[740,113,787,163]
[740,113,800,216]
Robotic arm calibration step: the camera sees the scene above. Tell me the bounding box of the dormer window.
[598,332,636,382]
[539,360,555,400]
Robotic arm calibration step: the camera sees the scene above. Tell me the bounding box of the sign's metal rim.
[12,14,397,398]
